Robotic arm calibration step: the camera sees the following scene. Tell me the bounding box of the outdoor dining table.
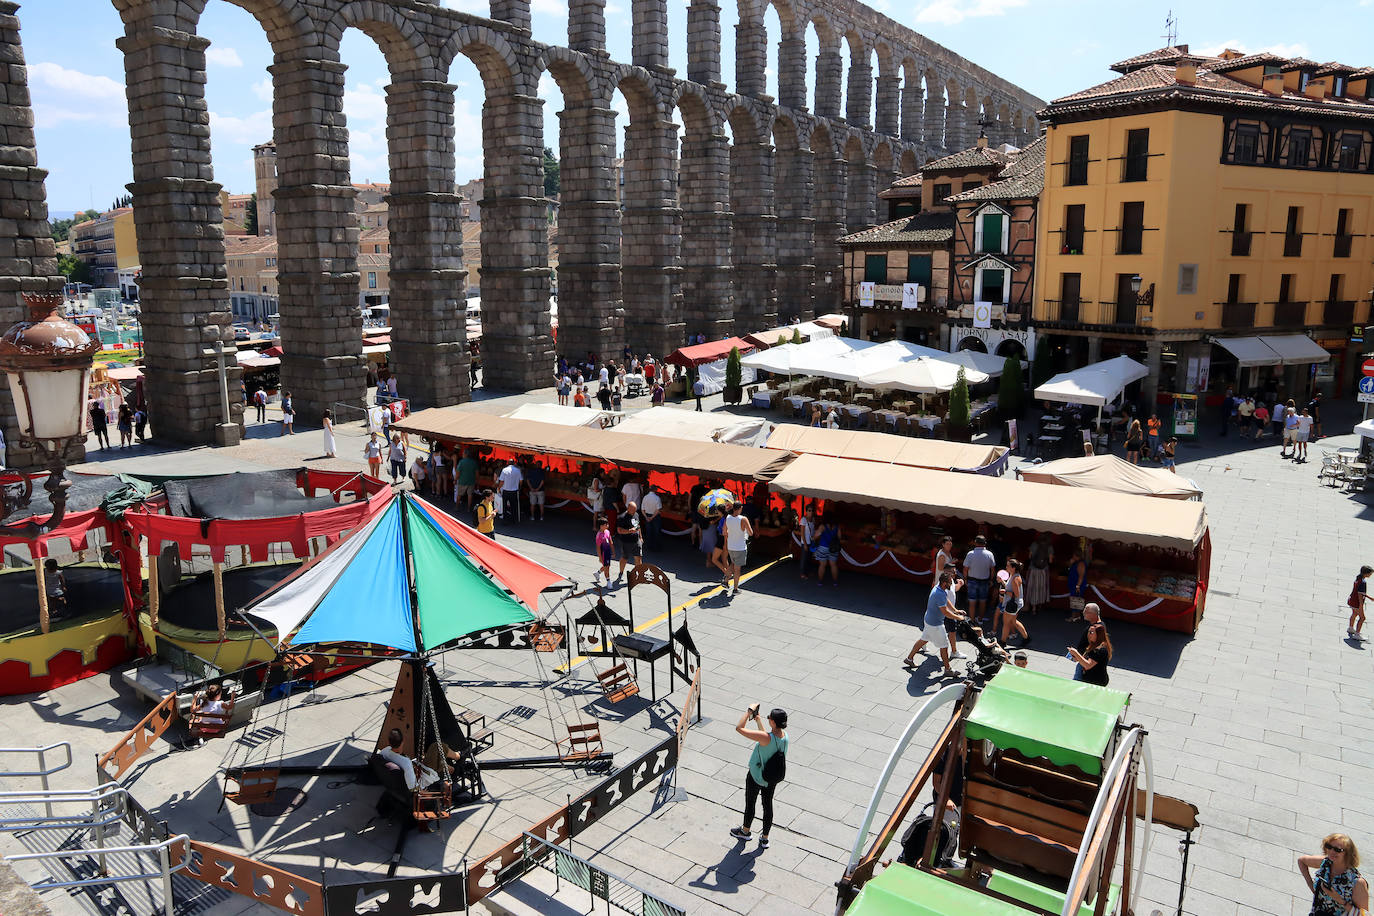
[913,415,939,432]
[873,409,903,430]
[751,389,774,408]
[784,395,813,417]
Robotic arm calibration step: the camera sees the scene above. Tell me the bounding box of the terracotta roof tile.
[891,172,923,187]
[947,137,1046,203]
[837,211,954,246]
[922,145,1012,173]
[1110,46,1215,74]
[1209,52,1287,73]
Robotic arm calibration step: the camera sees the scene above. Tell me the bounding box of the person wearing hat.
[730,704,789,849]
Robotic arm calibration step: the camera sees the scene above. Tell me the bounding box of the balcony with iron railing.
[1039,298,1081,323]
[1324,300,1355,325]
[1230,231,1252,257]
[1221,301,1257,327]
[1038,299,1146,328]
[1271,301,1308,327]
[1334,234,1353,258]
[1283,233,1303,257]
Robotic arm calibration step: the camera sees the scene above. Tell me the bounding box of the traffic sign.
[1359,376,1374,404]
[1363,358,1374,378]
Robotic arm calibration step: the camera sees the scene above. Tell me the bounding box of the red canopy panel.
[665,337,756,367]
[262,345,284,357]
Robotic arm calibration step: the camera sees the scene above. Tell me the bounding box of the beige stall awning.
[1018,454,1201,499]
[770,453,1208,551]
[766,425,1006,471]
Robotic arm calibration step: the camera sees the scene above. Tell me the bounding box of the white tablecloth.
[751,390,773,408]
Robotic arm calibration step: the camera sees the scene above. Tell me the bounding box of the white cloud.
[531,0,567,19]
[251,78,273,103]
[604,1,624,13]
[913,0,1025,26]
[29,62,126,128]
[442,0,488,13]
[206,46,244,68]
[1193,39,1309,59]
[209,108,273,147]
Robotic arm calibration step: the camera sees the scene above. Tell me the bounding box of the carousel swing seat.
[224,768,280,806]
[595,663,640,704]
[528,621,563,653]
[557,722,604,762]
[187,693,238,741]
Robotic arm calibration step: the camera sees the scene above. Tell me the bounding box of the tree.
[543,147,560,199]
[790,328,803,345]
[57,253,93,286]
[725,345,742,390]
[1032,340,1054,386]
[245,193,259,235]
[998,353,1024,416]
[949,366,970,428]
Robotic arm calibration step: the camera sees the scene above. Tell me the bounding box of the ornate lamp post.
[0,292,100,536]
[1129,273,1156,321]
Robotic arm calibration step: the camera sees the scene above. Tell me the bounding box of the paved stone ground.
[7,388,1374,915]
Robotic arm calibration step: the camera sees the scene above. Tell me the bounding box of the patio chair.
[1318,454,1343,487]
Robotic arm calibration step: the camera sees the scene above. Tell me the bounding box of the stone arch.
[436,25,521,94]
[899,55,923,142]
[843,132,873,232]
[957,335,989,353]
[536,46,600,108]
[612,66,669,121]
[996,338,1026,359]
[728,102,778,330]
[117,0,319,52]
[321,2,436,80]
[809,121,844,313]
[773,114,815,320]
[843,29,870,124]
[677,87,732,340]
[898,147,919,176]
[809,14,842,119]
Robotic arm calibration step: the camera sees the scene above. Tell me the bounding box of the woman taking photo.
[729,704,788,850]
[1299,834,1367,916]
[1124,418,1144,465]
[1067,623,1112,686]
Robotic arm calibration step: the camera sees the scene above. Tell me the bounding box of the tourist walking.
[1296,409,1314,462]
[1282,401,1300,458]
[363,432,383,478]
[1299,834,1367,916]
[729,704,788,849]
[1000,558,1030,646]
[1026,532,1052,616]
[641,484,663,551]
[693,376,706,411]
[1067,622,1112,686]
[279,392,294,435]
[116,402,134,447]
[1238,396,1255,438]
[253,387,267,423]
[723,502,754,594]
[586,473,605,530]
[1272,399,1287,441]
[1145,413,1162,459]
[597,384,612,411]
[811,516,840,586]
[557,374,571,406]
[322,409,336,458]
[796,504,817,579]
[1066,552,1089,621]
[592,516,613,586]
[497,458,523,523]
[1348,566,1372,641]
[616,501,643,580]
[133,405,147,442]
[1162,436,1177,472]
[476,490,497,539]
[89,400,110,450]
[1253,401,1270,440]
[453,449,478,509]
[1307,391,1324,439]
[526,461,547,521]
[1070,603,1102,680]
[962,535,997,627]
[1124,419,1143,464]
[387,433,407,484]
[905,571,964,677]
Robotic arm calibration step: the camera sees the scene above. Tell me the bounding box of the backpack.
[761,743,786,786]
[899,803,959,868]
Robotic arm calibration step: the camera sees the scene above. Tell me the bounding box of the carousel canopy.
[244,494,540,652]
[1018,454,1201,500]
[964,665,1130,776]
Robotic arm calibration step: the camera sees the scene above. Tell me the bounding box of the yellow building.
[1034,47,1374,405]
[69,207,139,287]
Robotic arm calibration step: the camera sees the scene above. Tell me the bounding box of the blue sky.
[22,0,1371,214]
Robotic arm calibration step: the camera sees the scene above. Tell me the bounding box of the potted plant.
[948,366,971,441]
[998,353,1024,419]
[723,346,743,405]
[790,328,803,345]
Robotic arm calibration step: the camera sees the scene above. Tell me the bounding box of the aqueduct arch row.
[14,0,1042,443]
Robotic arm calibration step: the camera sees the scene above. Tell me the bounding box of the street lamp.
[0,292,100,535]
[1129,274,1155,318]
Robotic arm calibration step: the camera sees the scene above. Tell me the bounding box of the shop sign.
[1353,325,1364,343]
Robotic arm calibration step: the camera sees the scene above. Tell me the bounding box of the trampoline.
[0,563,126,635]
[162,470,340,520]
[157,563,302,633]
[0,473,126,527]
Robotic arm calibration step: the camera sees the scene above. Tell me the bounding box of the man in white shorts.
[1295,408,1313,462]
[723,502,754,594]
[1281,401,1299,459]
[904,572,966,678]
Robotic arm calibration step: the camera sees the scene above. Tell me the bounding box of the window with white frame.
[975,207,1008,255]
[975,266,1009,304]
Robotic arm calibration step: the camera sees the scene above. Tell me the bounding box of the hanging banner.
[901,283,922,310]
[1006,419,1018,451]
[972,302,994,329]
[858,282,876,304]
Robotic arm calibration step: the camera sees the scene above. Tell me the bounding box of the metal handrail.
[1060,726,1147,916]
[0,743,73,818]
[6,833,189,916]
[0,783,130,834]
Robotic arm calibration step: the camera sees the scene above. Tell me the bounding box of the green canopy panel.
[404,498,536,648]
[964,666,1130,777]
[846,864,1037,916]
[985,871,1121,916]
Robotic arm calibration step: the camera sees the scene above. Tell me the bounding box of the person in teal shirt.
[730,705,789,849]
[454,449,479,511]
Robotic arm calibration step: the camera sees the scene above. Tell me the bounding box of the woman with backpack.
[730,704,788,849]
[1348,565,1371,641]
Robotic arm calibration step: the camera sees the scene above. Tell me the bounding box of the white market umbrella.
[859,356,990,394]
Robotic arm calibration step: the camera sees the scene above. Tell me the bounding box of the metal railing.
[520,832,687,916]
[1221,301,1257,327]
[1230,231,1252,256]
[1272,301,1308,327]
[5,834,189,916]
[1334,234,1353,258]
[0,743,72,818]
[1283,233,1303,257]
[1325,300,1356,325]
[1039,298,1081,323]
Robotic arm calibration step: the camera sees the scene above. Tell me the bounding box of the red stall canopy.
[665,337,756,367]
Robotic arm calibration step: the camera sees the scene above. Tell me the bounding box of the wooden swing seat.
[596,663,640,704]
[188,695,237,740]
[224,768,279,806]
[557,723,604,762]
[413,783,452,820]
[529,623,564,653]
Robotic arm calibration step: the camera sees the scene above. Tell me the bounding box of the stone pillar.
[621,116,682,356]
[0,2,70,468]
[812,155,846,314]
[1086,335,1101,364]
[270,55,365,423]
[555,104,622,363]
[679,129,732,341]
[632,0,669,70]
[480,91,554,390]
[845,158,876,232]
[924,82,945,151]
[686,0,721,85]
[775,145,814,322]
[731,140,777,331]
[777,37,807,110]
[490,0,532,32]
[569,0,607,54]
[384,79,469,408]
[118,18,241,444]
[815,47,843,119]
[1142,337,1163,408]
[875,74,900,136]
[735,21,767,99]
[846,58,872,127]
[901,80,922,143]
[945,97,966,151]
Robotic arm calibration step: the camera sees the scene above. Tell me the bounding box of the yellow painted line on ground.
[557,554,788,672]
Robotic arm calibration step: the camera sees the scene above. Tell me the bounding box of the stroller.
[953,618,1008,685]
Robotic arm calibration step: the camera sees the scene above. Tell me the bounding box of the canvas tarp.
[743,322,835,349]
[1033,356,1148,408]
[664,336,756,367]
[766,425,1006,472]
[397,409,795,481]
[1018,454,1201,499]
[769,453,1208,550]
[740,336,852,375]
[846,864,1038,916]
[503,403,609,427]
[611,406,773,447]
[859,356,990,393]
[1212,336,1282,368]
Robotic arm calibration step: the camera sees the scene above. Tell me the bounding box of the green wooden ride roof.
[964,666,1130,776]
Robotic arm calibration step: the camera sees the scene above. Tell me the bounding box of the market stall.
[1017,454,1202,499]
[1034,355,1148,408]
[503,403,613,428]
[743,321,835,349]
[766,426,1009,475]
[769,453,1210,633]
[664,336,757,367]
[859,356,990,393]
[611,405,773,446]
